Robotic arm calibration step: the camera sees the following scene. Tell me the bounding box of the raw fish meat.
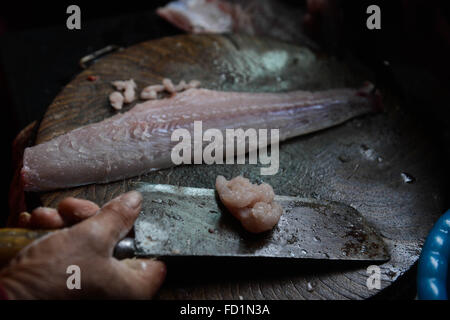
[22,85,380,191]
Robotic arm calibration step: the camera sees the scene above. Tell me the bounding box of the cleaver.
[0,183,389,265]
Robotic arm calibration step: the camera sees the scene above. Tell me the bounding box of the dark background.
[0,0,449,261]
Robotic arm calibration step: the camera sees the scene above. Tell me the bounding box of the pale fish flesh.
[22,86,380,191]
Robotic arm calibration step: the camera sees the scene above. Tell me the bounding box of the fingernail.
[122,191,142,209]
[122,258,147,271]
[18,212,31,227]
[19,211,31,218]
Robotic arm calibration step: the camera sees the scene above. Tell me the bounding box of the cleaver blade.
[131,183,390,261]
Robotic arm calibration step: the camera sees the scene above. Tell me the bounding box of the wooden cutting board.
[34,34,446,299]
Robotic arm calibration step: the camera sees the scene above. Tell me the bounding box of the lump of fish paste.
[162,78,176,93]
[215,175,283,233]
[140,79,202,100]
[112,79,137,103]
[109,91,124,110]
[141,84,165,100]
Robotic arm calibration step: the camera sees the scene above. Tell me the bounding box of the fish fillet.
[157,0,314,45]
[22,86,380,191]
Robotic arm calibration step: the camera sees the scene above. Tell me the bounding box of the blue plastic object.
[417,209,450,300]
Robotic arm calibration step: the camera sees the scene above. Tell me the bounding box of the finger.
[17,212,31,228]
[73,191,142,251]
[119,259,166,299]
[29,207,65,229]
[57,197,100,225]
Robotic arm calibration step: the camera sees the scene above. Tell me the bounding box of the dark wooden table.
[30,33,448,299]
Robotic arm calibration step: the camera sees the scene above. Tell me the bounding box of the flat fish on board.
[22,85,381,191]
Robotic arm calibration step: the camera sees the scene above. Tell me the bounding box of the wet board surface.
[34,34,446,299]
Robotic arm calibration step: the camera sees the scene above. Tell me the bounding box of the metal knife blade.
[131,183,390,261]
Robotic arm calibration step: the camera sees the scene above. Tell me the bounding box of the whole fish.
[22,85,380,191]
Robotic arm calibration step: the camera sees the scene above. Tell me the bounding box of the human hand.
[0,191,166,299]
[17,195,100,229]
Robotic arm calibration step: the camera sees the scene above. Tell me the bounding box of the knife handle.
[0,228,52,267]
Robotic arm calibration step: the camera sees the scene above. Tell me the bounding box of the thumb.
[73,191,142,252]
[113,258,167,299]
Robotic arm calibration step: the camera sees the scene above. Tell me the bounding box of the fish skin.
[157,0,235,34]
[157,0,315,46]
[22,86,380,191]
